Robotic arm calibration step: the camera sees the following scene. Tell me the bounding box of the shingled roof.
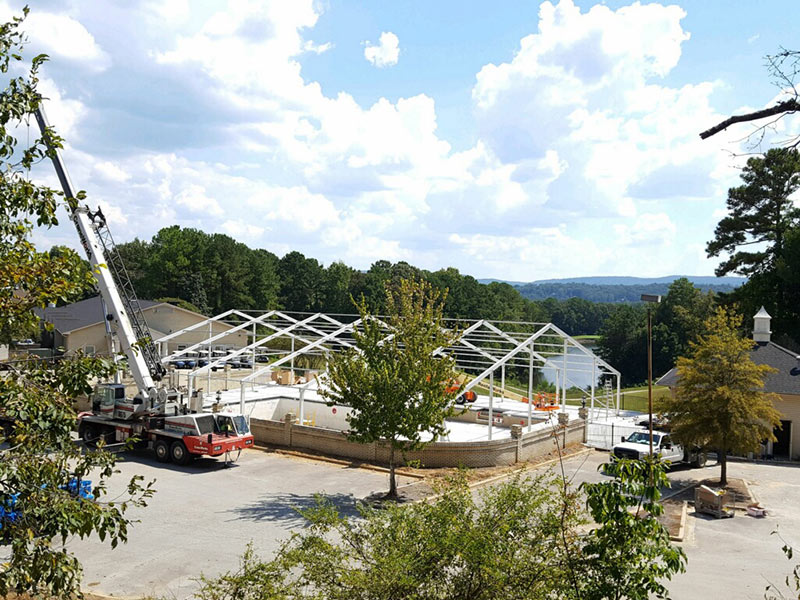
[657,340,800,396]
[35,296,160,334]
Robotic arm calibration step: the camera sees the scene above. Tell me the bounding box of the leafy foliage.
[579,457,686,600]
[194,458,685,600]
[765,533,800,600]
[658,307,782,485]
[320,278,459,496]
[1,358,155,597]
[0,10,155,596]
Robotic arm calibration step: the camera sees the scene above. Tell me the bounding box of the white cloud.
[24,0,755,282]
[304,40,332,54]
[25,10,110,71]
[174,184,223,217]
[220,220,264,239]
[364,31,400,68]
[37,78,87,141]
[93,161,130,183]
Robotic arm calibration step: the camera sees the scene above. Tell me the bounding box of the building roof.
[35,296,160,334]
[656,341,800,396]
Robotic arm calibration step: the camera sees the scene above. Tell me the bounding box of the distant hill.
[477,278,528,286]
[512,277,742,303]
[525,275,746,286]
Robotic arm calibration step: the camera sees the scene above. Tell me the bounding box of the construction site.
[136,308,642,467]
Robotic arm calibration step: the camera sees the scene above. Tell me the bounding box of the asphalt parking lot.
[68,448,416,599]
[65,448,800,599]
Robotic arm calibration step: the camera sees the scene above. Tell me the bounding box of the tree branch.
[699,99,800,140]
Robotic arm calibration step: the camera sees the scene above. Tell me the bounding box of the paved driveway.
[543,452,800,600]
[670,460,800,600]
[68,448,414,599]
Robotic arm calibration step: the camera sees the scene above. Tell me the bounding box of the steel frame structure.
[155,311,621,423]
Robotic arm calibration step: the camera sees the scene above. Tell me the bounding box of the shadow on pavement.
[117,449,243,474]
[227,492,361,527]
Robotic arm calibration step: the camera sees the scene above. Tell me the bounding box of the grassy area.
[573,335,601,342]
[467,379,671,415]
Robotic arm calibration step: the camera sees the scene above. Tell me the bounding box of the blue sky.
[9,0,799,281]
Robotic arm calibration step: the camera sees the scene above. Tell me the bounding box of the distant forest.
[515,282,736,303]
[101,225,628,336]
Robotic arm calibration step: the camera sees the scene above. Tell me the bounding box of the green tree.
[277,251,325,312]
[652,278,716,376]
[706,149,800,275]
[596,304,647,386]
[322,260,355,313]
[321,278,458,497]
[0,9,154,596]
[658,307,782,486]
[707,148,800,337]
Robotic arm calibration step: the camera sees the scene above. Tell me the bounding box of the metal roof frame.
[153,310,621,417]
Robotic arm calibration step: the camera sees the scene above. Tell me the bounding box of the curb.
[662,482,695,502]
[670,500,688,542]
[741,478,758,507]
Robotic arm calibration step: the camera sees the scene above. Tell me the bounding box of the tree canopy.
[657,307,782,486]
[705,148,800,347]
[596,278,716,386]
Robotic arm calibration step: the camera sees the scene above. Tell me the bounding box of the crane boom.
[33,103,163,399]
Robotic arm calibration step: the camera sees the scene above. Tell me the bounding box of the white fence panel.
[586,422,645,451]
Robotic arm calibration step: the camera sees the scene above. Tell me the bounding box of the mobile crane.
[33,103,254,465]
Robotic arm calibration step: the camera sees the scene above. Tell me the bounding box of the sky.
[7,0,800,281]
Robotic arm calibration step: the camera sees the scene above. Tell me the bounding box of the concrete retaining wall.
[250,413,586,468]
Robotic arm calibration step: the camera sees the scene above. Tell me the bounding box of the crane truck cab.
[612,430,707,468]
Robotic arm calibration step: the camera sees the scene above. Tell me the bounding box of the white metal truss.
[154,310,621,420]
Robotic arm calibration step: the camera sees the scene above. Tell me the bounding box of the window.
[84,345,96,356]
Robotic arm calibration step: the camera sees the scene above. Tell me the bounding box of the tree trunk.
[720,449,728,487]
[387,444,398,498]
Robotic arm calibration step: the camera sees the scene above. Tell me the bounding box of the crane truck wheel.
[693,453,707,468]
[80,423,99,448]
[154,440,170,463]
[170,441,191,465]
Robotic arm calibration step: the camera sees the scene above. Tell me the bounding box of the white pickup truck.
[612,430,707,468]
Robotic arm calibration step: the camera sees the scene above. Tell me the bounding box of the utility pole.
[641,294,661,457]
